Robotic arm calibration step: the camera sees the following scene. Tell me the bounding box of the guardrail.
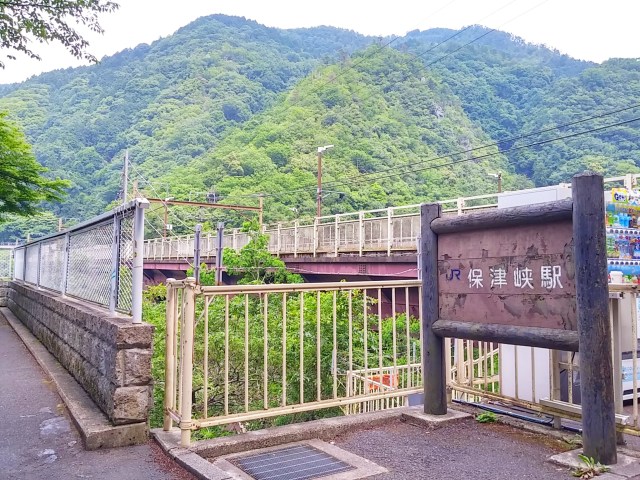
[12,199,148,322]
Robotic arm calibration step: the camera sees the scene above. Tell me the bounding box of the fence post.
[193,224,201,284]
[313,218,318,257]
[23,246,27,282]
[109,217,121,314]
[60,233,70,295]
[294,220,299,258]
[131,199,148,324]
[387,207,393,256]
[36,242,42,288]
[277,222,281,257]
[180,277,197,447]
[359,211,364,257]
[163,279,177,431]
[215,222,224,286]
[457,198,464,215]
[421,202,447,415]
[573,172,617,464]
[334,215,339,257]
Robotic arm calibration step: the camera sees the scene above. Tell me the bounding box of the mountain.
[0,15,372,221]
[0,15,639,238]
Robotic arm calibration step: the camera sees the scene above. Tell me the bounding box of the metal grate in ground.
[234,444,354,480]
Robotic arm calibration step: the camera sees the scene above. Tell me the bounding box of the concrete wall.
[6,281,153,426]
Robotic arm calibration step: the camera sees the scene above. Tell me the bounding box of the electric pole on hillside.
[316,145,334,218]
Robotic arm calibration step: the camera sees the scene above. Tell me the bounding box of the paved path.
[334,419,573,479]
[0,313,194,480]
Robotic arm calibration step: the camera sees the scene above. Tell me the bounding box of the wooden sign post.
[421,172,617,464]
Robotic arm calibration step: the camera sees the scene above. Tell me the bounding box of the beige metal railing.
[164,278,425,447]
[163,276,511,447]
[163,282,640,447]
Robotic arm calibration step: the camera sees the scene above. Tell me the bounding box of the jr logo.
[446,269,461,281]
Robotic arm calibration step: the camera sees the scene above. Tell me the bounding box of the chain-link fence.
[11,199,148,322]
[0,247,13,278]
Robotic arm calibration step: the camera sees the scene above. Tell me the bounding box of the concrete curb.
[152,407,471,479]
[401,407,471,428]
[548,448,640,478]
[1,307,148,450]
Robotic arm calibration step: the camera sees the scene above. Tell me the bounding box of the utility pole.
[123,150,129,203]
[258,195,264,228]
[58,218,63,232]
[498,171,502,193]
[163,200,170,239]
[316,145,334,218]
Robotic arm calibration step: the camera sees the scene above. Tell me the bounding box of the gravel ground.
[333,418,573,480]
[0,313,195,480]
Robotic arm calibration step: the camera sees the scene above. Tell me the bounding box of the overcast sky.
[2,0,639,84]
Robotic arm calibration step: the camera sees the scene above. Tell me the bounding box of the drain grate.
[234,444,355,480]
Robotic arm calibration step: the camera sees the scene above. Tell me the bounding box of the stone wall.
[0,280,7,307]
[6,281,153,425]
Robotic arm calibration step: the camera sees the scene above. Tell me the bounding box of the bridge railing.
[12,199,148,322]
[145,192,500,260]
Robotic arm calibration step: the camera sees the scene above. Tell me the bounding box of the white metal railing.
[12,199,148,321]
[145,174,640,261]
[144,193,499,260]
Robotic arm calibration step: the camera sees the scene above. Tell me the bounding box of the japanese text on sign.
[460,265,564,290]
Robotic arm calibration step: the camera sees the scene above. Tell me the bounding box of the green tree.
[0,112,69,219]
[0,0,118,68]
[223,220,302,284]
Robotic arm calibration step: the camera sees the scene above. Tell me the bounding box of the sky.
[2,0,639,84]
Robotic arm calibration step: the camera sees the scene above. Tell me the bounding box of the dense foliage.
[0,0,118,68]
[0,112,68,220]
[143,237,420,432]
[0,16,639,238]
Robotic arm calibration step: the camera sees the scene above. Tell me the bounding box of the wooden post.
[421,203,447,415]
[572,172,617,464]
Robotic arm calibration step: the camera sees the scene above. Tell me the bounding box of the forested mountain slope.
[0,15,371,219]
[0,15,638,236]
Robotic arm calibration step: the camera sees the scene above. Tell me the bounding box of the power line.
[246,103,640,198]
[320,103,640,190]
[273,0,523,121]
[283,0,461,108]
[423,0,550,68]
[312,0,549,122]
[328,116,640,189]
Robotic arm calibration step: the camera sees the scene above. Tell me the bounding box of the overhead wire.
[326,116,640,189]
[241,103,640,198]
